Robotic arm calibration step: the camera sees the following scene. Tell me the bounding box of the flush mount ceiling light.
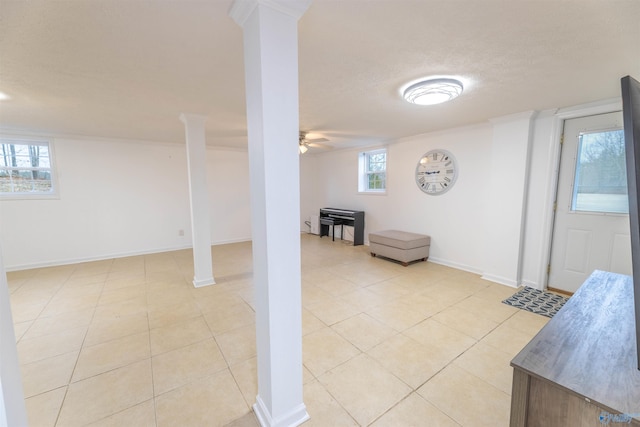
[0,92,10,101]
[403,78,463,106]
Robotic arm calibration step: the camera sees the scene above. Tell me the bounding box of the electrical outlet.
[178,229,184,237]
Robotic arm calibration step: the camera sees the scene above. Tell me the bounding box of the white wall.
[0,136,252,270]
[207,148,252,244]
[299,154,318,233]
[302,124,495,275]
[482,112,536,286]
[2,103,611,286]
[302,114,551,288]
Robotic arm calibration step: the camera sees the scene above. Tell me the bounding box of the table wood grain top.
[511,270,640,415]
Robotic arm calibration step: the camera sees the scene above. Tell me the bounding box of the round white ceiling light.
[403,78,463,106]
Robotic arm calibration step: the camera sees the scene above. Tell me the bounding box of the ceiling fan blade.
[307,142,332,150]
[305,137,329,143]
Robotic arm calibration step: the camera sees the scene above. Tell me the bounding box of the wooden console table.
[510,270,640,426]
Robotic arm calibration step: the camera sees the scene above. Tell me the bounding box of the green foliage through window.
[359,149,386,192]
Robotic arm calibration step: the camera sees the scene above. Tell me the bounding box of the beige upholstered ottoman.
[369,230,430,266]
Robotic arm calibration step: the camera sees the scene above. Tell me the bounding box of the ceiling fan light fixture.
[403,78,463,106]
[299,143,308,154]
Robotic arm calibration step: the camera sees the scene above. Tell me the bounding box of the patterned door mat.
[502,286,569,318]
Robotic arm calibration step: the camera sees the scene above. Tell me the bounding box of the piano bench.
[320,217,343,241]
[369,230,430,267]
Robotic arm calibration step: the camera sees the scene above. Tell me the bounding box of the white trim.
[520,279,540,290]
[3,238,252,272]
[535,111,562,291]
[0,128,180,148]
[515,111,538,289]
[427,256,483,276]
[229,0,312,26]
[0,135,59,200]
[253,396,310,427]
[0,128,250,152]
[394,121,491,146]
[489,110,537,124]
[430,257,518,288]
[480,273,519,288]
[192,277,216,287]
[358,148,387,194]
[556,97,622,120]
[356,191,387,196]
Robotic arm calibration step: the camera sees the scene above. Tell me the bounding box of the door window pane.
[572,129,627,213]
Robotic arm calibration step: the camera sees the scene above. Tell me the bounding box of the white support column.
[180,113,215,287]
[482,111,536,287]
[0,243,28,426]
[229,1,311,426]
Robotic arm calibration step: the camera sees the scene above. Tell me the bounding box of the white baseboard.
[4,238,252,272]
[427,256,483,276]
[253,396,310,427]
[480,273,519,288]
[519,279,542,290]
[192,277,216,287]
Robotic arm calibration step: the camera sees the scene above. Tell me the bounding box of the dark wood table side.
[510,270,640,426]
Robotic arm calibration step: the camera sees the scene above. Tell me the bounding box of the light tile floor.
[8,234,550,426]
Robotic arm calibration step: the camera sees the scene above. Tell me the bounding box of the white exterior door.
[548,111,630,293]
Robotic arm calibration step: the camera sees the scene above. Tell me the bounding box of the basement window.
[358,148,386,193]
[0,137,57,199]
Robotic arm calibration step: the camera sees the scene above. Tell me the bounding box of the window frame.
[358,148,387,194]
[0,136,59,200]
[570,128,627,215]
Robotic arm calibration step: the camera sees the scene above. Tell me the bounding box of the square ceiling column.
[230,1,312,426]
[180,113,215,288]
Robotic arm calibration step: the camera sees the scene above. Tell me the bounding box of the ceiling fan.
[299,131,331,154]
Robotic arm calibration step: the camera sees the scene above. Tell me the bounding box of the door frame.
[536,98,622,290]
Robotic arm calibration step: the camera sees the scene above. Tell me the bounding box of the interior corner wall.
[519,111,559,289]
[0,136,252,271]
[302,115,557,288]
[303,124,495,275]
[386,126,495,274]
[300,154,318,233]
[206,148,252,244]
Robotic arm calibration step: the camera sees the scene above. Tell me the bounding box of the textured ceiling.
[0,0,639,151]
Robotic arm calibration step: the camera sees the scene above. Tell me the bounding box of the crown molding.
[229,0,312,27]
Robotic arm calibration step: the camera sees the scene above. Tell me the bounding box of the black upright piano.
[319,208,365,246]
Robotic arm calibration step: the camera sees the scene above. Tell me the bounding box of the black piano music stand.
[319,208,365,246]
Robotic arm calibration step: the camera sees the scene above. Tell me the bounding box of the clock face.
[415,149,458,195]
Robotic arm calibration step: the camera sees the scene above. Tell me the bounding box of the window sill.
[358,190,387,196]
[0,192,59,201]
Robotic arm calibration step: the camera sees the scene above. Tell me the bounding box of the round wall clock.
[415,149,458,195]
